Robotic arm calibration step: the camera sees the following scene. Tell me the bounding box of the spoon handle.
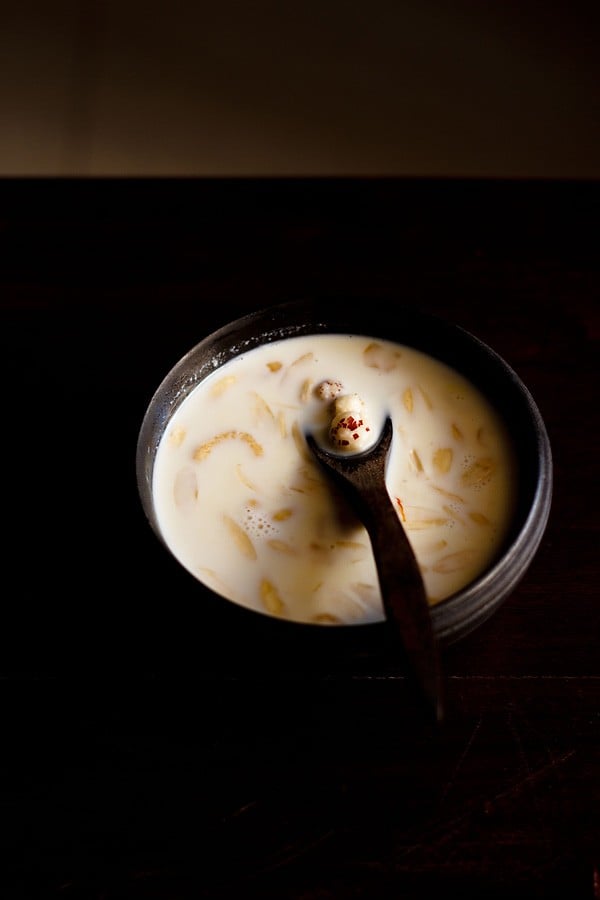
[350,478,444,722]
[306,423,444,722]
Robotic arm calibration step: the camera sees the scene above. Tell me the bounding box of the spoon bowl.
[306,417,444,722]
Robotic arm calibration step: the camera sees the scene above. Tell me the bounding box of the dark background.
[0,176,598,898]
[1,1,600,178]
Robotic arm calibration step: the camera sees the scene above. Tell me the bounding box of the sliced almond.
[433,447,453,473]
[311,612,341,624]
[260,578,284,615]
[410,449,424,472]
[277,410,287,437]
[461,457,495,487]
[223,514,257,560]
[432,549,477,573]
[210,375,237,397]
[300,378,313,404]
[250,391,275,423]
[168,426,186,447]
[432,485,464,503]
[235,464,256,490]
[266,539,295,555]
[442,504,466,525]
[404,506,449,530]
[272,507,293,521]
[173,467,198,509]
[290,352,314,368]
[363,341,401,371]
[418,385,433,409]
[291,420,311,461]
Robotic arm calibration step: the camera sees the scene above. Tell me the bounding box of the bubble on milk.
[244,505,280,539]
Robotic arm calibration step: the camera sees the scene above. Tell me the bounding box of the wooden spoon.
[306,416,444,722]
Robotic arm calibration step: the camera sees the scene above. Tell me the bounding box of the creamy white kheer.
[151,334,518,625]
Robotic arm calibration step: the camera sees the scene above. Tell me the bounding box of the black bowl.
[136,298,552,646]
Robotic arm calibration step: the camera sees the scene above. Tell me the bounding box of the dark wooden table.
[1,177,598,899]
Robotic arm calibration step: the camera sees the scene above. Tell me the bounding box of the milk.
[151,333,518,625]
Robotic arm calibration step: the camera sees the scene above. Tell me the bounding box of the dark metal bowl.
[136,298,552,646]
